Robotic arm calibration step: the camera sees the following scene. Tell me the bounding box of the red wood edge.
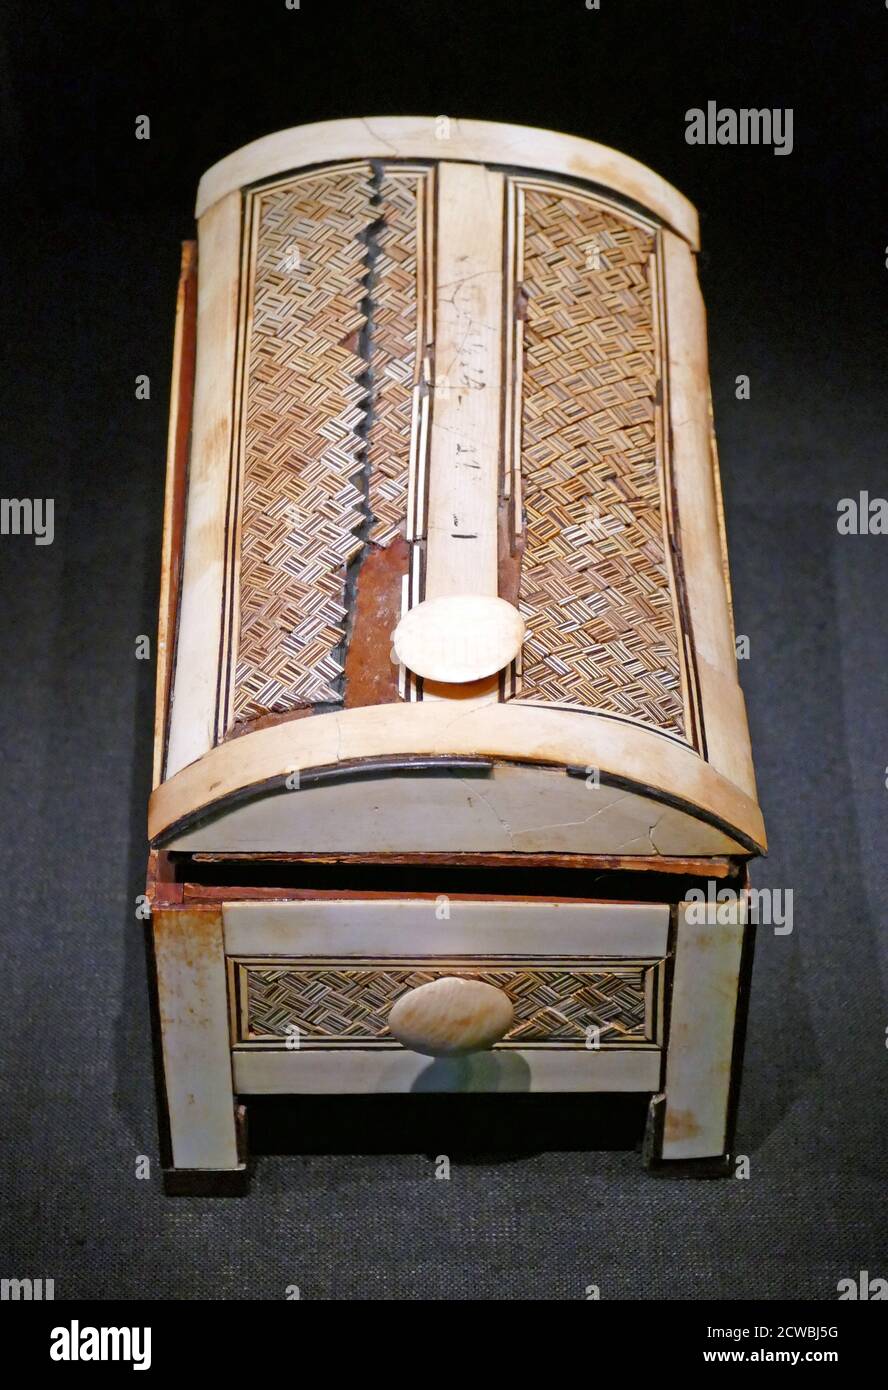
[152,241,198,790]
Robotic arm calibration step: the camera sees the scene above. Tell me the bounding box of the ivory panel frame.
[661,231,755,798]
[232,1046,662,1095]
[221,897,671,957]
[149,702,766,851]
[194,116,700,248]
[164,193,243,778]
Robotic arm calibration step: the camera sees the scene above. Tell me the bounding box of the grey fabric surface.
[0,0,885,1301]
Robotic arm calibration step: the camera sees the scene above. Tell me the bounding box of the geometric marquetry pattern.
[367,169,425,545]
[234,166,374,716]
[515,187,686,736]
[237,960,658,1047]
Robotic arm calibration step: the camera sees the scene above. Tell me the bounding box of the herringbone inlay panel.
[368,169,427,546]
[237,960,658,1047]
[515,186,686,736]
[234,166,374,717]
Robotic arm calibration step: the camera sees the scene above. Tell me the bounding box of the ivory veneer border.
[661,231,756,798]
[149,702,766,851]
[221,898,670,957]
[232,1045,662,1095]
[195,117,699,248]
[165,192,242,778]
[424,163,503,601]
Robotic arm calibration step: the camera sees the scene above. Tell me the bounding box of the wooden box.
[147,118,765,1194]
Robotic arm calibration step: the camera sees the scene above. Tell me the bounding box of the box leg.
[149,908,249,1195]
[644,900,753,1177]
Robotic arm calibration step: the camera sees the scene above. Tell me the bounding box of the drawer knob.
[388,977,514,1057]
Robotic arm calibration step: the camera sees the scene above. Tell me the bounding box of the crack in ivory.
[510,793,636,842]
[358,116,401,157]
[455,776,516,848]
[453,780,652,851]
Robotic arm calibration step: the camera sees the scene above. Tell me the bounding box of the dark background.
[1,0,886,1300]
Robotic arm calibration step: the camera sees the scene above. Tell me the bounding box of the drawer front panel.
[230,956,665,1049]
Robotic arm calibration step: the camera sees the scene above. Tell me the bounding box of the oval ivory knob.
[388,977,514,1057]
[392,594,525,684]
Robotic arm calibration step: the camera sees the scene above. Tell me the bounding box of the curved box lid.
[150,119,764,858]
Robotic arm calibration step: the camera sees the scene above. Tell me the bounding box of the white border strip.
[195,116,699,249]
[222,898,670,957]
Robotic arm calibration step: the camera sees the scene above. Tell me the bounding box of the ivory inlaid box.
[146,118,766,1194]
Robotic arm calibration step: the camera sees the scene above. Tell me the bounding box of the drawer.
[229,956,665,1049]
[222,896,669,1095]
